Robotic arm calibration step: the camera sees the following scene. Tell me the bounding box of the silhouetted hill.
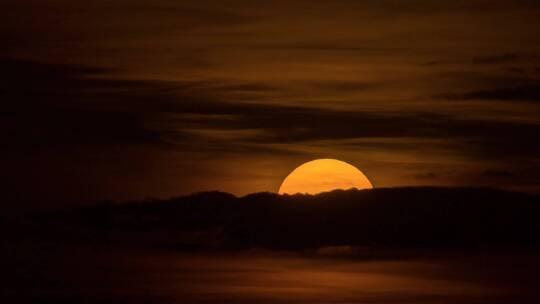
[18,187,540,250]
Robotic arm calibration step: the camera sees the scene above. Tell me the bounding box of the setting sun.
[278,159,373,195]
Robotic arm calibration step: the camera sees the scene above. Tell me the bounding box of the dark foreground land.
[2,187,540,303]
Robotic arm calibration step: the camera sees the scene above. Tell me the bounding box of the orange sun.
[278,159,373,195]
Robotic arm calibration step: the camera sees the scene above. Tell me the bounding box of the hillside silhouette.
[19,187,540,251]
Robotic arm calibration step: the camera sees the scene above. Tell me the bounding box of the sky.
[2,0,540,211]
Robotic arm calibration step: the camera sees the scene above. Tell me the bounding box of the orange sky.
[2,0,540,211]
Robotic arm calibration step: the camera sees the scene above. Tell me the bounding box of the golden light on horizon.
[278,159,373,195]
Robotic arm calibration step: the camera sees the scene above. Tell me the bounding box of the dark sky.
[2,0,540,211]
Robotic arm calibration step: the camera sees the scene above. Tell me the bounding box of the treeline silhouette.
[25,187,540,250]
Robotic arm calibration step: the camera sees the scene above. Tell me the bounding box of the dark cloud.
[0,59,167,147]
[304,81,375,92]
[425,53,519,67]
[483,169,514,178]
[438,84,540,102]
[472,53,518,65]
[3,58,540,160]
[415,172,438,179]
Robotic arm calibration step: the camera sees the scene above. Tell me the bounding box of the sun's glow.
[278,159,373,195]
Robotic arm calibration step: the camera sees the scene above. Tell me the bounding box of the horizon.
[94,185,540,204]
[24,185,540,212]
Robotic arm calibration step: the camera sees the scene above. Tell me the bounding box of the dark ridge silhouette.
[15,187,540,251]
